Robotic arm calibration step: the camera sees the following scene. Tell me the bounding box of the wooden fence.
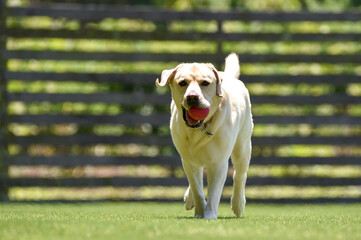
[0,2,361,203]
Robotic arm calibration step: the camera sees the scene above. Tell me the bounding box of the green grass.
[1,203,360,240]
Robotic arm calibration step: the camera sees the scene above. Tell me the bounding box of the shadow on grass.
[175,216,241,220]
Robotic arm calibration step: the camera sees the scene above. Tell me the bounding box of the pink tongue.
[186,111,200,126]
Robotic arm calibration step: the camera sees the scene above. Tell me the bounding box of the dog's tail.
[224,53,240,79]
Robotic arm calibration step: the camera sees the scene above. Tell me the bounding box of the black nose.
[186,94,199,106]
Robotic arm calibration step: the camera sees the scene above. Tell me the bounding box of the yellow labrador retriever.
[156,53,253,219]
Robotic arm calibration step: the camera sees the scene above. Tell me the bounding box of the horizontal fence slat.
[241,75,361,84]
[5,177,188,187]
[7,51,361,63]
[252,136,361,145]
[8,155,361,166]
[251,95,361,105]
[9,114,171,126]
[254,116,361,125]
[8,155,182,167]
[5,176,361,187]
[7,72,361,85]
[8,93,361,105]
[6,72,158,84]
[8,6,361,22]
[246,177,361,186]
[7,28,361,42]
[8,135,173,146]
[251,156,361,165]
[9,114,361,126]
[6,51,219,63]
[7,92,171,105]
[7,135,361,146]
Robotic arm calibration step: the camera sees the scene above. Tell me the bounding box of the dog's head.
[156,63,222,128]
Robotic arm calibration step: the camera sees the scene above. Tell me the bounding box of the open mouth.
[182,107,203,128]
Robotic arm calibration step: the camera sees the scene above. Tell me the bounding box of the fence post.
[215,19,223,70]
[0,0,9,201]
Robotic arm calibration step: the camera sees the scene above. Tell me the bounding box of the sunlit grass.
[7,185,361,201]
[8,38,361,55]
[7,16,156,31]
[6,80,361,98]
[252,104,341,116]
[223,41,361,54]
[7,60,361,75]
[7,38,217,53]
[7,80,110,93]
[8,165,361,179]
[6,81,340,95]
[1,203,361,240]
[8,16,361,34]
[275,144,361,157]
[253,124,361,137]
[7,122,361,137]
[223,21,361,33]
[8,60,177,73]
[8,102,124,115]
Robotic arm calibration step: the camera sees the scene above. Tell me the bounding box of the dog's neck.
[200,96,224,136]
[201,121,213,136]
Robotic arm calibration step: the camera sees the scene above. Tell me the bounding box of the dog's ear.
[207,64,223,97]
[156,66,180,87]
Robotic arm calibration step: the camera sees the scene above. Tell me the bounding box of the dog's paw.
[231,195,246,218]
[184,187,194,210]
[204,211,217,219]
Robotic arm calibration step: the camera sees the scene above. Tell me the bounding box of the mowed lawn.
[0,202,360,240]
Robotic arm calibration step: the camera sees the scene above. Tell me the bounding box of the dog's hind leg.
[230,126,252,218]
[184,186,194,210]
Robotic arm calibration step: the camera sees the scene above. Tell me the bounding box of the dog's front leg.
[182,161,206,218]
[204,161,228,219]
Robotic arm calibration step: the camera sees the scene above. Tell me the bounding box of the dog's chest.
[172,127,231,165]
[173,127,209,148]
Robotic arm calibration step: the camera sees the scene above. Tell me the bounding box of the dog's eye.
[178,80,187,87]
[201,81,210,87]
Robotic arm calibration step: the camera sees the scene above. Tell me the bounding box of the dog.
[156,53,253,219]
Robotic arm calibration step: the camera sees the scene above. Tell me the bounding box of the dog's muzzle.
[182,107,203,128]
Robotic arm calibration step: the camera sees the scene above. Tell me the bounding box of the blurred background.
[0,0,360,203]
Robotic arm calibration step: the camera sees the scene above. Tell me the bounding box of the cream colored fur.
[156,53,253,219]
